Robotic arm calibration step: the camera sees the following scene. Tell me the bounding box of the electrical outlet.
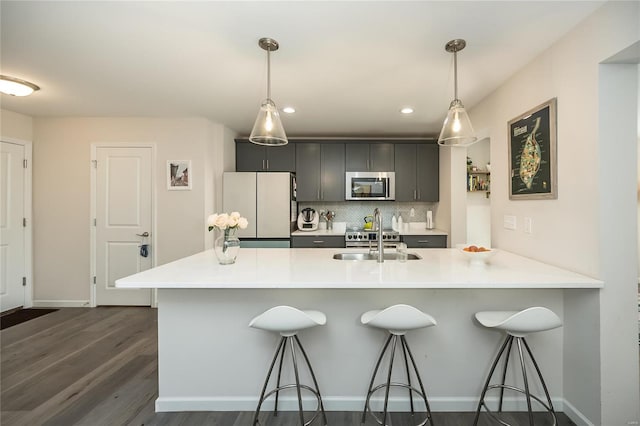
[409,208,415,218]
[524,217,533,234]
[504,215,517,230]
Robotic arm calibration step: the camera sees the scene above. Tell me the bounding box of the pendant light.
[437,39,477,147]
[0,75,40,97]
[249,38,288,146]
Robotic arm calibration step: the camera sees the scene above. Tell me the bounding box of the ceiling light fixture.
[282,106,296,114]
[400,107,414,114]
[437,39,477,147]
[249,38,288,146]
[0,75,40,97]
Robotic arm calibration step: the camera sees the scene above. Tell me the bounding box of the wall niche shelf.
[467,169,490,198]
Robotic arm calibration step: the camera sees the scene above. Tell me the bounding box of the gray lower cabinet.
[291,235,345,248]
[295,142,345,202]
[235,140,296,172]
[394,143,439,202]
[402,235,447,248]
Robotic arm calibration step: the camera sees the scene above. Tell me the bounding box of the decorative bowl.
[459,245,497,264]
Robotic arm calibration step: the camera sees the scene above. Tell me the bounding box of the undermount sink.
[332,252,422,261]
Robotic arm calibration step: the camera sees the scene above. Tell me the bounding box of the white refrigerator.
[222,172,295,247]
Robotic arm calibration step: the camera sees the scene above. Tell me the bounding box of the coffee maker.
[297,207,319,231]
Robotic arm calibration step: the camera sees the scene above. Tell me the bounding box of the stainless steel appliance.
[345,229,400,247]
[297,207,319,231]
[345,172,395,200]
[223,172,295,247]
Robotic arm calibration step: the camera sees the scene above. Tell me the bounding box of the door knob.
[136,232,150,237]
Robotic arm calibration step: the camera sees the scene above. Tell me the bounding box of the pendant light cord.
[266,47,271,101]
[453,49,458,101]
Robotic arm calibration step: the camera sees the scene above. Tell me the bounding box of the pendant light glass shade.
[0,75,40,97]
[249,38,288,146]
[438,99,476,146]
[438,39,477,147]
[249,99,287,146]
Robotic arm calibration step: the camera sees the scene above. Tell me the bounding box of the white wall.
[204,122,237,249]
[466,138,491,246]
[1,109,33,141]
[438,146,467,247]
[598,62,638,426]
[468,2,640,424]
[30,117,235,303]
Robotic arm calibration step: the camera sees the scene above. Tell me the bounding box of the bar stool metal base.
[253,335,327,426]
[473,335,557,426]
[361,334,434,426]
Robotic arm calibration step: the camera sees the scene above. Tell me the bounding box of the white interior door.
[95,146,152,306]
[0,141,26,312]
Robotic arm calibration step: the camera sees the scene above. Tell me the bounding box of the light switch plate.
[524,217,533,234]
[504,215,517,230]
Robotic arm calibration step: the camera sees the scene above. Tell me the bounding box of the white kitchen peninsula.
[116,248,602,415]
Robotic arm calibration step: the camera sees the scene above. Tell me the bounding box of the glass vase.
[214,229,240,265]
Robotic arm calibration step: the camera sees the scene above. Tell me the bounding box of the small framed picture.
[167,160,192,190]
[508,98,557,200]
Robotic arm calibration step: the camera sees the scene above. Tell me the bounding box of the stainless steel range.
[345,229,400,248]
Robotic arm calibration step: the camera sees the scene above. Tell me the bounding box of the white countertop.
[116,248,602,290]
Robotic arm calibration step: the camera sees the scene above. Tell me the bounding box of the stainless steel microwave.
[345,172,395,200]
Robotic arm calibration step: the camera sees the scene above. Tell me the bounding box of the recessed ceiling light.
[282,107,296,114]
[400,107,414,114]
[0,75,40,97]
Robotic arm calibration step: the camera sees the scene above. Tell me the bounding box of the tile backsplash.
[297,201,437,230]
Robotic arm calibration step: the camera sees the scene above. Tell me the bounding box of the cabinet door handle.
[417,189,421,200]
[266,159,269,170]
[413,190,417,200]
[313,240,324,244]
[418,240,430,243]
[317,189,321,200]
[262,159,266,170]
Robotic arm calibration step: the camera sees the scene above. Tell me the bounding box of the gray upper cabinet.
[321,143,346,201]
[345,143,394,171]
[295,142,345,202]
[394,142,439,202]
[235,140,295,172]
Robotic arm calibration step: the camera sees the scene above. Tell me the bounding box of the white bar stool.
[360,304,437,426]
[249,306,328,426]
[473,307,562,426]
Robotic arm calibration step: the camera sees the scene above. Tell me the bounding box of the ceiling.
[0,1,606,138]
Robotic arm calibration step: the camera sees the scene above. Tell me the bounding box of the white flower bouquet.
[207,212,249,233]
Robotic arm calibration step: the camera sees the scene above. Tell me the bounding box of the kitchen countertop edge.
[116,248,603,290]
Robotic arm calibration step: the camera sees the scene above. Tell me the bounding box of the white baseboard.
[155,395,568,414]
[32,300,91,308]
[563,398,595,426]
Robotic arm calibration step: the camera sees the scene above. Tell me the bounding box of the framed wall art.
[508,98,557,200]
[167,160,192,190]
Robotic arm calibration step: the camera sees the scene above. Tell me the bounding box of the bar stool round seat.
[473,307,562,426]
[250,306,327,426]
[360,304,437,426]
[475,307,562,337]
[249,306,327,336]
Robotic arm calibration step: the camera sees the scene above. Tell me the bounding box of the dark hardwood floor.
[1,307,576,426]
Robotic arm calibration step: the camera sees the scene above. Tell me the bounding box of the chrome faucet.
[373,208,383,263]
